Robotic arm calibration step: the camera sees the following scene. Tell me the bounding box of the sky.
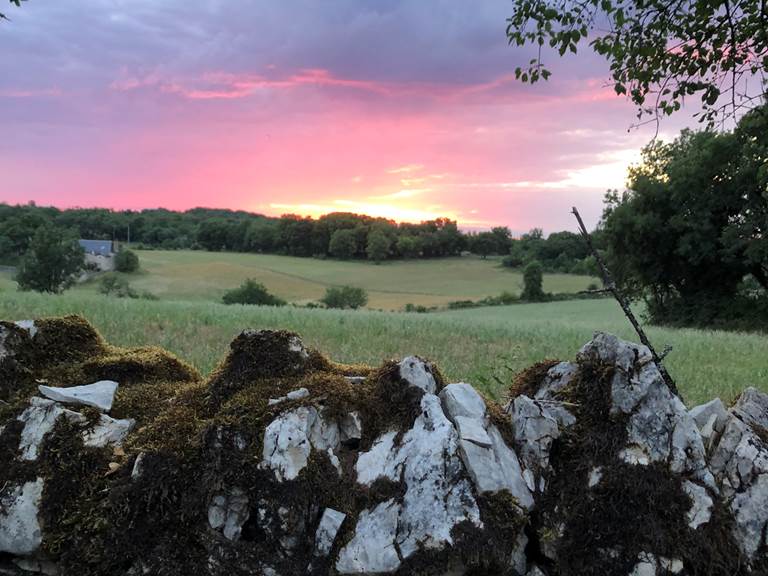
[0,1,697,232]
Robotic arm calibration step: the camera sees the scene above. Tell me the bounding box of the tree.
[490,226,513,254]
[521,260,545,301]
[366,230,390,263]
[321,285,368,309]
[396,235,423,259]
[602,106,768,328]
[471,232,497,258]
[506,0,768,126]
[16,224,85,293]
[329,229,357,259]
[114,249,140,273]
[222,279,286,306]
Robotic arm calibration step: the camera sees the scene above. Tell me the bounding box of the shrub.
[521,260,546,301]
[114,249,140,273]
[99,275,138,298]
[222,279,286,306]
[321,285,368,309]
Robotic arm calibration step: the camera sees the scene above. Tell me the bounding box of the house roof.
[79,239,114,256]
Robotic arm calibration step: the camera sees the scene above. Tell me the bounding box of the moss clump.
[508,359,560,399]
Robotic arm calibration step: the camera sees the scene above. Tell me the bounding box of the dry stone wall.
[0,316,766,575]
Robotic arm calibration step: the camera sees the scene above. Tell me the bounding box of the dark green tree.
[329,229,357,259]
[366,230,391,263]
[114,249,140,273]
[396,235,423,259]
[521,260,546,301]
[222,279,286,306]
[470,232,497,259]
[602,106,768,328]
[321,285,368,309]
[16,224,85,293]
[506,0,768,126]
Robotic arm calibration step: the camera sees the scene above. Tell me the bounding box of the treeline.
[0,204,600,272]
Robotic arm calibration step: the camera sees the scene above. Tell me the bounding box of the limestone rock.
[339,412,362,445]
[709,388,768,560]
[0,479,44,556]
[208,488,249,541]
[689,398,728,435]
[261,405,341,481]
[38,380,118,412]
[16,398,85,461]
[336,500,401,574]
[439,383,533,506]
[398,356,437,394]
[268,387,310,406]
[353,394,482,560]
[313,508,346,557]
[13,320,37,339]
[509,395,565,480]
[82,414,135,449]
[682,480,713,529]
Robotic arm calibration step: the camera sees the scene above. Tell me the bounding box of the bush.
[114,249,140,273]
[99,275,138,298]
[222,279,286,306]
[321,285,368,309]
[521,260,546,301]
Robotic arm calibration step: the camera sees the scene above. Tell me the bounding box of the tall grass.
[1,291,765,405]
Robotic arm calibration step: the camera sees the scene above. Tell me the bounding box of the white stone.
[0,478,44,555]
[619,445,650,466]
[131,452,146,479]
[17,397,85,461]
[535,362,578,399]
[588,466,603,488]
[336,499,401,574]
[353,394,482,561]
[207,488,249,541]
[683,481,713,529]
[689,398,728,435]
[313,508,346,557]
[38,380,118,412]
[630,553,657,576]
[82,415,135,448]
[268,387,310,406]
[734,387,768,429]
[659,557,684,574]
[459,424,534,508]
[344,376,366,385]
[731,474,768,559]
[440,383,487,419]
[510,395,563,476]
[262,406,315,481]
[340,411,362,444]
[398,356,437,394]
[454,415,492,447]
[261,405,341,481]
[14,320,37,338]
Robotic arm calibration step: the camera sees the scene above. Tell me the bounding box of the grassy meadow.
[62,250,596,310]
[0,289,765,405]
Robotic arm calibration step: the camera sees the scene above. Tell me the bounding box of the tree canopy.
[506,0,768,126]
[15,223,85,294]
[602,104,768,329]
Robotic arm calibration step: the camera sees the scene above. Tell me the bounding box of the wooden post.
[571,207,680,397]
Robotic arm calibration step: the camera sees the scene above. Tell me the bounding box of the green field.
[0,290,764,405]
[60,250,596,310]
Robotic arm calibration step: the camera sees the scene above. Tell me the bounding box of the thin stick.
[571,207,680,397]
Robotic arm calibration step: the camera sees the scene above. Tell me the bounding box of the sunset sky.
[1,1,696,232]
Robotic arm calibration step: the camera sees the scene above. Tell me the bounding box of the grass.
[1,290,764,405]
[62,250,596,310]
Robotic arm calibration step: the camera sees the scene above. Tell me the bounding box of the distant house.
[79,239,116,271]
